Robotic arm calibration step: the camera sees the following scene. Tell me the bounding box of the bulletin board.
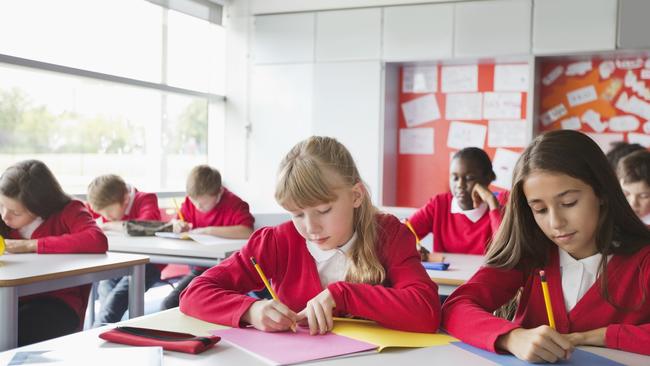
[538,56,650,151]
[396,63,528,208]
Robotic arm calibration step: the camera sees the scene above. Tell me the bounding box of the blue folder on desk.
[452,342,625,365]
[422,262,450,271]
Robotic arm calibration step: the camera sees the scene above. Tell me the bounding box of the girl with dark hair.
[407,147,508,255]
[0,160,108,345]
[442,130,650,361]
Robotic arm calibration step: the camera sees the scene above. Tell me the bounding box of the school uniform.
[92,186,163,325]
[441,245,650,356]
[161,188,254,310]
[179,213,441,333]
[8,200,108,345]
[408,191,508,254]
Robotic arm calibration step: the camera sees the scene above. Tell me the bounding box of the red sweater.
[179,214,440,333]
[10,200,108,323]
[442,245,650,355]
[180,188,254,229]
[408,192,508,254]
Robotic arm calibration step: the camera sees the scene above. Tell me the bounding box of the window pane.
[0,0,162,82]
[0,64,213,193]
[167,10,225,94]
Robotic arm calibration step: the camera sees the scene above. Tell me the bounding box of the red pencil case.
[99,326,220,354]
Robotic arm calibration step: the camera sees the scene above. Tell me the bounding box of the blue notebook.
[452,342,625,366]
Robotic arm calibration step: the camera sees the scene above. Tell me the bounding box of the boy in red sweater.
[408,147,507,255]
[617,150,650,225]
[0,160,107,346]
[161,165,254,309]
[179,137,440,334]
[87,174,163,325]
[442,130,650,361]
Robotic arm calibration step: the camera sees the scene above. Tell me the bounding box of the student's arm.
[191,225,253,239]
[487,190,509,234]
[326,223,441,333]
[132,193,162,221]
[441,265,525,352]
[37,201,108,254]
[407,195,437,241]
[179,227,288,328]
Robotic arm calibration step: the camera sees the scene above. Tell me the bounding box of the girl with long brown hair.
[442,130,650,361]
[180,136,440,334]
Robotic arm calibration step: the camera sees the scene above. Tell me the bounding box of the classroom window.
[0,0,224,194]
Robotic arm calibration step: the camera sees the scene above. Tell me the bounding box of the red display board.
[538,57,650,151]
[396,64,527,208]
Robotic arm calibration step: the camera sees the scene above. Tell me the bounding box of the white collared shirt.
[18,217,44,239]
[559,248,611,311]
[450,197,488,223]
[306,233,356,288]
[124,184,135,216]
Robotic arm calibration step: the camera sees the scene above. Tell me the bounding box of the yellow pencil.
[172,197,185,222]
[539,270,556,329]
[404,220,420,245]
[250,256,296,332]
[0,235,5,255]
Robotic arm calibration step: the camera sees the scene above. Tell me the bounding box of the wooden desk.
[107,232,247,267]
[0,252,149,351]
[426,253,484,295]
[0,308,647,365]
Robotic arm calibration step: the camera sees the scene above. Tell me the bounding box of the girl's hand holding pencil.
[296,289,337,335]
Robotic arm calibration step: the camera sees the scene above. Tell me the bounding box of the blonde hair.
[87,174,128,210]
[187,165,222,198]
[275,136,385,285]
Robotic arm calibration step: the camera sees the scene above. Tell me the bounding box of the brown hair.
[0,160,71,219]
[186,165,222,198]
[275,136,385,285]
[487,130,650,309]
[87,174,128,210]
[617,149,650,187]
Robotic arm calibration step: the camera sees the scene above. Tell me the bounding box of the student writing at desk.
[442,130,650,362]
[179,136,440,335]
[86,174,164,325]
[161,164,254,310]
[0,160,107,345]
[407,147,508,256]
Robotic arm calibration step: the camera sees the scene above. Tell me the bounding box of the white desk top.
[106,232,247,260]
[0,252,149,287]
[426,253,484,286]
[0,308,647,366]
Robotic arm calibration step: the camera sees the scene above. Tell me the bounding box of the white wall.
[224,0,624,210]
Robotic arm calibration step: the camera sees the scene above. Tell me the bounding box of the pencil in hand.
[539,270,556,329]
[250,256,296,332]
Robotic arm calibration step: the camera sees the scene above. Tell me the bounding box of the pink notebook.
[210,327,377,365]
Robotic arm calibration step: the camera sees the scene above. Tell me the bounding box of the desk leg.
[128,264,145,319]
[0,286,18,351]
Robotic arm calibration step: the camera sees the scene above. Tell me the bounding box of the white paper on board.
[643,121,650,134]
[599,61,615,79]
[494,64,529,91]
[401,94,441,127]
[641,69,650,80]
[487,120,526,148]
[540,104,568,126]
[542,66,564,86]
[585,133,624,153]
[441,65,478,93]
[567,85,598,107]
[629,132,650,148]
[445,93,483,120]
[399,127,434,155]
[447,121,486,150]
[581,109,608,133]
[482,92,522,120]
[616,58,643,70]
[616,92,650,120]
[561,116,581,130]
[403,66,437,93]
[608,115,640,132]
[566,61,592,76]
[492,148,521,190]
